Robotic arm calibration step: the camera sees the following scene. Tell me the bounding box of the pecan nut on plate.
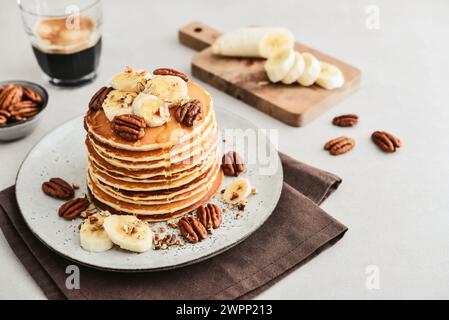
[178,216,208,244]
[42,177,75,199]
[0,85,23,110]
[58,196,90,220]
[324,136,355,155]
[221,151,246,177]
[88,86,113,111]
[371,131,401,153]
[197,203,222,231]
[153,68,189,82]
[111,114,146,141]
[175,99,203,127]
[332,114,358,127]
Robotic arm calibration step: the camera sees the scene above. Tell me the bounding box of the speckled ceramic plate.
[16,109,283,271]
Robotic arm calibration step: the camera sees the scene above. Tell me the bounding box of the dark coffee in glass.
[19,0,103,86]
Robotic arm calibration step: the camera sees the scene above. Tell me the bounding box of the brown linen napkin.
[0,153,347,300]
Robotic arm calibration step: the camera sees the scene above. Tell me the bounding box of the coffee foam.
[34,15,99,54]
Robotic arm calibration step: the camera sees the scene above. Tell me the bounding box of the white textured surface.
[1,0,449,299]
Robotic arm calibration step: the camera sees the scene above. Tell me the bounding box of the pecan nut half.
[153,68,189,82]
[371,131,401,153]
[197,203,222,231]
[324,136,355,155]
[178,216,207,243]
[42,177,75,199]
[58,196,90,220]
[111,114,146,141]
[221,151,246,177]
[0,110,10,126]
[22,87,42,104]
[332,114,358,127]
[0,85,23,110]
[89,86,113,111]
[175,99,202,127]
[8,101,39,121]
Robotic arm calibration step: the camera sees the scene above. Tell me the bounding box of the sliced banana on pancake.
[79,211,114,252]
[102,90,136,121]
[103,215,153,253]
[145,75,189,107]
[110,66,149,93]
[132,92,171,127]
[222,177,252,204]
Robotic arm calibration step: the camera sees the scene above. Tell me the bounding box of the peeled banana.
[110,66,149,93]
[79,211,114,252]
[102,90,137,121]
[132,93,171,127]
[297,52,321,86]
[264,47,295,83]
[103,215,153,253]
[212,27,294,58]
[145,75,189,107]
[315,62,345,90]
[282,51,305,84]
[222,177,252,204]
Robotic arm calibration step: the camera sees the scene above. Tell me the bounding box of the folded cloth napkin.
[0,153,347,300]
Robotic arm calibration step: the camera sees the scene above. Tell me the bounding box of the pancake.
[86,112,217,162]
[85,82,214,151]
[87,159,221,215]
[86,125,219,170]
[84,79,223,221]
[89,170,223,222]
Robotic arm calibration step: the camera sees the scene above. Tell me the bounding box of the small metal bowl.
[0,80,49,141]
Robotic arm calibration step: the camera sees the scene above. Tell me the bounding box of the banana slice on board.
[212,27,294,58]
[315,62,345,90]
[132,93,171,127]
[297,52,321,86]
[103,215,153,253]
[222,178,252,204]
[282,51,305,84]
[264,47,295,83]
[102,90,136,121]
[80,211,114,252]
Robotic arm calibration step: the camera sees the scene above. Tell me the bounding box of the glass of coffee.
[18,0,102,86]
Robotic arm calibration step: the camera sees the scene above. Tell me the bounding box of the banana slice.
[110,66,149,93]
[297,52,321,86]
[102,90,137,121]
[222,178,252,204]
[145,75,189,108]
[315,62,345,90]
[79,211,113,252]
[212,27,294,58]
[103,215,153,253]
[259,29,294,58]
[132,93,171,127]
[282,51,305,84]
[264,47,295,83]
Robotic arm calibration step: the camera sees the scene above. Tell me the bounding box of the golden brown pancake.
[84,80,223,221]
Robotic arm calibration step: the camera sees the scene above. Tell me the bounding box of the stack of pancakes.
[84,81,223,221]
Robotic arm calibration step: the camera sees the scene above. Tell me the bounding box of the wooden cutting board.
[179,22,361,127]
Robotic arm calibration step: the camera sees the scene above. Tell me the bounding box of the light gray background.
[1,0,448,299]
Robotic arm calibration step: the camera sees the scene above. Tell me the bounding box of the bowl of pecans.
[0,80,48,141]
